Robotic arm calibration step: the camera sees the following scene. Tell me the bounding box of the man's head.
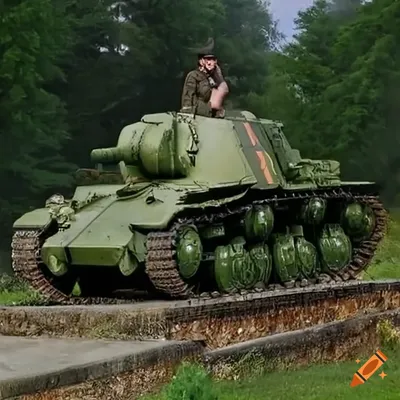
[193,38,217,72]
[199,54,217,72]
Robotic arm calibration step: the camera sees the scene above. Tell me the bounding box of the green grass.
[366,209,400,280]
[146,346,400,400]
[0,274,45,305]
[0,290,36,305]
[213,351,400,400]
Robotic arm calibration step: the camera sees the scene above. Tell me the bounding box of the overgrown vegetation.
[208,350,296,382]
[151,363,218,400]
[367,209,400,280]
[0,275,46,305]
[377,319,400,351]
[145,343,400,400]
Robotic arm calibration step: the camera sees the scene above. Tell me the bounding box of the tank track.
[11,188,387,304]
[145,188,387,299]
[146,231,191,297]
[11,229,132,305]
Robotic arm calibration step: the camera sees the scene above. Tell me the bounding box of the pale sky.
[269,0,314,40]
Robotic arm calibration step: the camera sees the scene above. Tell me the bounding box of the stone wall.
[14,309,400,400]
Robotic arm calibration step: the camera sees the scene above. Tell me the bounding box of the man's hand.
[213,65,225,85]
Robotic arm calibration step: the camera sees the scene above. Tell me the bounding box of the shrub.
[164,363,217,400]
[377,319,400,350]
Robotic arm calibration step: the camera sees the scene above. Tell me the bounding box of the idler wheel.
[341,202,376,242]
[176,226,202,280]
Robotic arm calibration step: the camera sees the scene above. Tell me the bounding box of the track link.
[145,232,191,298]
[145,189,388,299]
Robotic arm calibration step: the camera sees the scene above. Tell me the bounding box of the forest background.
[0,0,398,271]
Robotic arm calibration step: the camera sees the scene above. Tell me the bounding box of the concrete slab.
[0,336,204,399]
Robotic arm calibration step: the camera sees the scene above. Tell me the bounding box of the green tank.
[11,110,387,304]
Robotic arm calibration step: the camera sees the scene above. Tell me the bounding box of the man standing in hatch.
[180,38,229,118]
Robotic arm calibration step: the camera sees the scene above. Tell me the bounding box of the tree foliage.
[0,0,75,237]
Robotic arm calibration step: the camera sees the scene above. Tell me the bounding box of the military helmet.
[189,37,216,59]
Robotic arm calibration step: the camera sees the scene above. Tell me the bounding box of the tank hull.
[11,182,387,304]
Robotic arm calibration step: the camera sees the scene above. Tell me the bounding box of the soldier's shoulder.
[185,69,206,81]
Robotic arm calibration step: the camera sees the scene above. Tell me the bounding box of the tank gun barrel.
[91,147,133,164]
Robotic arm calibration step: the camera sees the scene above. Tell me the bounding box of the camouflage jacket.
[180,69,214,117]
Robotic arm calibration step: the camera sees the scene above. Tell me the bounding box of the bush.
[163,363,217,400]
[377,319,400,350]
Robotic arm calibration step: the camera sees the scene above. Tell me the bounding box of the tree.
[322,0,400,200]
[214,0,281,107]
[0,0,75,242]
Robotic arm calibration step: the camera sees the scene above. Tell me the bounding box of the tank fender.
[13,208,52,230]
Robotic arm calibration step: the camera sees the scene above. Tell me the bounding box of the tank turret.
[90,112,195,179]
[89,110,342,190]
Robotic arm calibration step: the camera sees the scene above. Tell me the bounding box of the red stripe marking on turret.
[244,122,258,146]
[243,122,274,184]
